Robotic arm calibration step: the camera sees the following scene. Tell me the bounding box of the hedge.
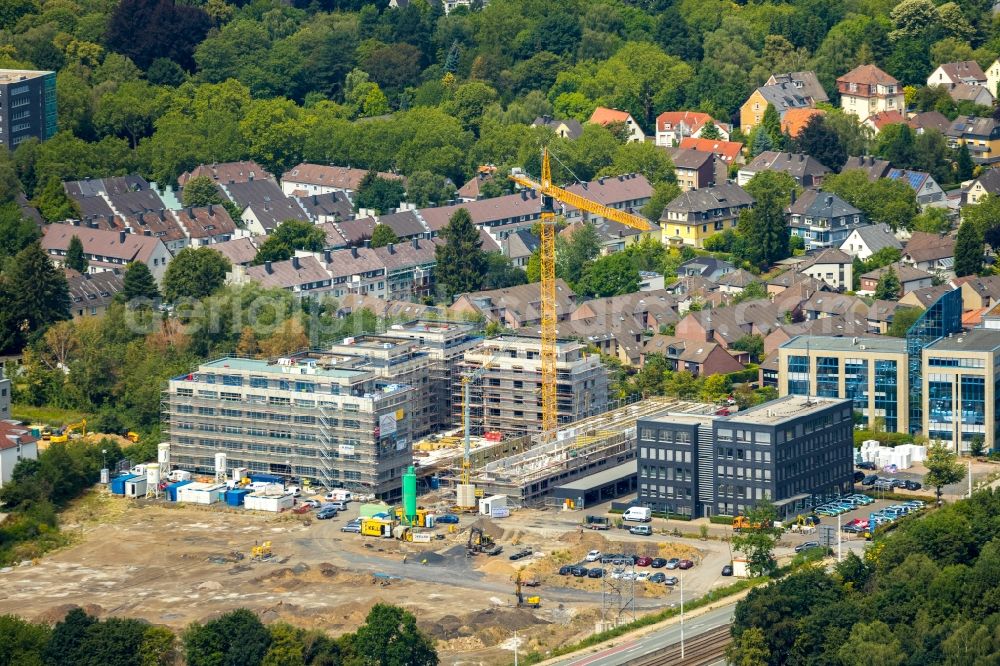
[710,515,735,525]
[853,430,915,447]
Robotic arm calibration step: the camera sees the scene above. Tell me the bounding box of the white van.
[622,507,652,522]
[325,490,352,502]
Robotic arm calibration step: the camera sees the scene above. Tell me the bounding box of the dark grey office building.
[0,69,57,150]
[637,395,854,519]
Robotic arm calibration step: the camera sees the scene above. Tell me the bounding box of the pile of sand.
[469,517,504,541]
[421,608,548,646]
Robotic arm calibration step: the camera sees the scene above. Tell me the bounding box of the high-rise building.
[0,69,56,150]
[636,395,854,519]
[455,336,609,437]
[163,355,416,499]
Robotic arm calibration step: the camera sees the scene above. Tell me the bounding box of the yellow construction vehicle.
[514,569,540,608]
[394,507,429,527]
[50,419,86,444]
[251,541,273,561]
[510,149,655,440]
[126,431,140,443]
[467,526,496,555]
[361,518,394,538]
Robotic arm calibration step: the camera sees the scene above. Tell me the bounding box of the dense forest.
[0,0,996,200]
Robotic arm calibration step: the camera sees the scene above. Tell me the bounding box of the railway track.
[624,625,731,666]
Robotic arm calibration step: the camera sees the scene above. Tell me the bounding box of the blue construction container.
[225,488,251,506]
[248,473,283,484]
[110,474,139,495]
[165,479,193,501]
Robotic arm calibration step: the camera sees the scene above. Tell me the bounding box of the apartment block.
[777,335,911,433]
[163,355,416,499]
[923,330,1000,453]
[455,336,609,436]
[636,395,854,519]
[381,320,482,432]
[0,69,56,150]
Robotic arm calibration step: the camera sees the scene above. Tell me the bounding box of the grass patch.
[11,404,90,427]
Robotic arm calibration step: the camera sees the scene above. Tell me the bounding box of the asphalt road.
[550,602,737,666]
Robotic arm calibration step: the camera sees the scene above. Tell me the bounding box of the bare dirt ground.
[0,490,723,665]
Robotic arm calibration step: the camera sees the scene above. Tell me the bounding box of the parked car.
[316,508,338,520]
[636,556,653,567]
[635,572,650,582]
[857,461,876,470]
[340,521,361,533]
[853,471,866,483]
[663,576,679,586]
[721,564,733,576]
[435,513,460,524]
[571,567,589,577]
[795,541,821,553]
[678,559,694,570]
[862,475,879,486]
[302,499,321,508]
[665,558,680,570]
[588,568,605,579]
[601,553,623,563]
[649,572,667,584]
[903,480,922,491]
[559,565,573,576]
[509,548,533,561]
[629,525,652,536]
[650,558,667,568]
[585,550,602,562]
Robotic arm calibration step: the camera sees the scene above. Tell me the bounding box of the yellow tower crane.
[509,148,657,438]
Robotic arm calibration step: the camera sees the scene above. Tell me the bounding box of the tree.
[726,627,770,666]
[105,0,211,70]
[162,247,230,302]
[35,176,79,222]
[924,441,964,506]
[731,334,765,364]
[355,172,406,215]
[730,500,782,577]
[370,224,400,249]
[970,434,985,458]
[345,604,437,666]
[122,262,160,303]
[405,171,454,208]
[482,252,527,290]
[183,609,271,666]
[954,219,985,277]
[181,176,224,208]
[557,223,602,285]
[874,266,902,300]
[875,123,918,170]
[262,623,305,666]
[793,115,846,172]
[700,120,721,140]
[0,613,51,666]
[251,220,326,266]
[641,181,682,222]
[435,208,487,300]
[0,242,69,354]
[0,204,40,262]
[749,127,774,157]
[65,235,87,274]
[761,104,783,148]
[961,194,1000,252]
[737,172,797,268]
[575,253,640,297]
[955,142,974,181]
[887,306,924,337]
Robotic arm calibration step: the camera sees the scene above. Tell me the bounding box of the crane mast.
[510,148,656,441]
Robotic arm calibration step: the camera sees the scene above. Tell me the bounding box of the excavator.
[251,541,273,561]
[514,569,540,609]
[467,526,501,556]
[50,419,86,444]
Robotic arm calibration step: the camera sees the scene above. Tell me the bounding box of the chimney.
[790,189,796,205]
[350,246,358,258]
[799,154,804,161]
[324,250,332,263]
[388,243,395,254]
[312,195,318,206]
[119,231,127,243]
[158,209,165,221]
[825,195,833,206]
[412,237,419,249]
[265,260,273,274]
[521,191,527,201]
[292,256,301,269]
[363,239,370,248]
[186,206,194,217]
[208,204,214,216]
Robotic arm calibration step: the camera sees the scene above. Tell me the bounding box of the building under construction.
[448,397,720,504]
[454,336,609,437]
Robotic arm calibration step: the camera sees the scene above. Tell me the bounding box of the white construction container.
[177,482,225,505]
[244,493,295,512]
[456,484,476,508]
[124,477,148,498]
[479,494,508,516]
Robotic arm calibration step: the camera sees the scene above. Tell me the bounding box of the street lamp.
[101,448,107,470]
[680,572,685,659]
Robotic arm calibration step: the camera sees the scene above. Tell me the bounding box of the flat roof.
[643,413,717,426]
[0,69,52,83]
[724,395,849,426]
[555,461,637,492]
[780,335,907,354]
[201,357,365,379]
[926,329,1000,353]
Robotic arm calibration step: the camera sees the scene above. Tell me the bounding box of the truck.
[622,507,652,523]
[585,515,611,530]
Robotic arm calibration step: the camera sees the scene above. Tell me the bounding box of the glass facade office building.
[906,288,962,433]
